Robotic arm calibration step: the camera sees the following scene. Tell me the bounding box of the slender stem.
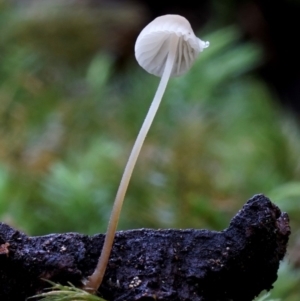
[84,34,179,293]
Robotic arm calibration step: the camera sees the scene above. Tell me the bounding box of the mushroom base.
[0,194,290,301]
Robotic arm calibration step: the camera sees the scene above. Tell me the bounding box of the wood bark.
[0,194,290,301]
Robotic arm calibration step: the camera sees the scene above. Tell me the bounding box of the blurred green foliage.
[0,1,300,300]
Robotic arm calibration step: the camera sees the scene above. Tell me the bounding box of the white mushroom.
[135,14,209,77]
[84,14,209,294]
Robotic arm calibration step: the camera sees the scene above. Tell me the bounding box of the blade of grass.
[27,281,107,301]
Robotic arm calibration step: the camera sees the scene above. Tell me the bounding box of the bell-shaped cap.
[135,14,209,77]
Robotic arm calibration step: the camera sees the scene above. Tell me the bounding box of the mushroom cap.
[135,14,209,77]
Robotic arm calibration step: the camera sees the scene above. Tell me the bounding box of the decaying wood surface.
[0,194,290,301]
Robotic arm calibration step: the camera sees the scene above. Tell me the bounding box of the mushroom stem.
[84,34,179,293]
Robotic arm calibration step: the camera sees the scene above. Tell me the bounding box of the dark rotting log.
[0,194,290,301]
